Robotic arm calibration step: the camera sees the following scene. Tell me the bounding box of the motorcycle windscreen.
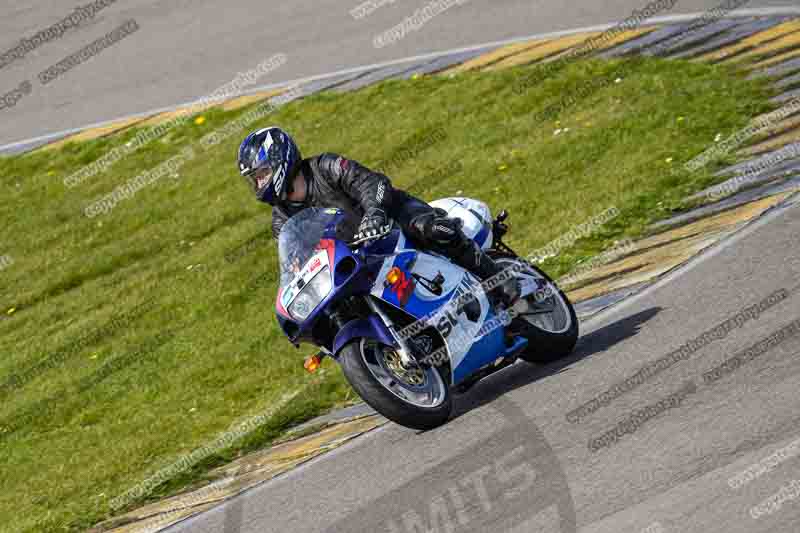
[276,208,341,320]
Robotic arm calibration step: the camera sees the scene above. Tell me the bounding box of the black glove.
[353,208,392,245]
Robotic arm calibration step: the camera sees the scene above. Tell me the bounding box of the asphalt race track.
[164,190,800,533]
[0,0,797,147]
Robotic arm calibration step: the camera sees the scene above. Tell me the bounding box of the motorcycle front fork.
[365,297,418,369]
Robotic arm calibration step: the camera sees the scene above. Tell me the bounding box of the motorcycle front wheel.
[339,338,452,430]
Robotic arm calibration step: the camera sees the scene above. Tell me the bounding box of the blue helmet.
[237,127,302,204]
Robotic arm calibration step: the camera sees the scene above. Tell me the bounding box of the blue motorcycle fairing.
[367,236,516,386]
[276,206,525,387]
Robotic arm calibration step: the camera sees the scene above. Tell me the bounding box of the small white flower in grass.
[714,133,723,142]
[456,190,463,195]
[554,129,563,136]
[665,157,674,164]
[563,128,570,133]
[614,78,622,84]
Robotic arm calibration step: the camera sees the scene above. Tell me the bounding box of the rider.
[237,126,520,308]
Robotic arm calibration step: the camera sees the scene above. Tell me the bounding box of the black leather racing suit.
[271,153,507,288]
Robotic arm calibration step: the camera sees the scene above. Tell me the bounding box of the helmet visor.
[244,166,275,193]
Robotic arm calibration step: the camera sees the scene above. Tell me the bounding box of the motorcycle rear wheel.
[490,252,579,363]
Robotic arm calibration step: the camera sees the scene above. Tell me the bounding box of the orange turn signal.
[304,354,322,373]
[386,267,402,285]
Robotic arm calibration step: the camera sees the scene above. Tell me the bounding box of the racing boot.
[452,239,521,311]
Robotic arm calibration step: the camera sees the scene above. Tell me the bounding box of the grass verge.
[0,55,776,531]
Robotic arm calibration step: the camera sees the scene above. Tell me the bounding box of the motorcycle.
[275,198,578,430]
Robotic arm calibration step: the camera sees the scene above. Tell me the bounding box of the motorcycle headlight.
[289,267,332,322]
